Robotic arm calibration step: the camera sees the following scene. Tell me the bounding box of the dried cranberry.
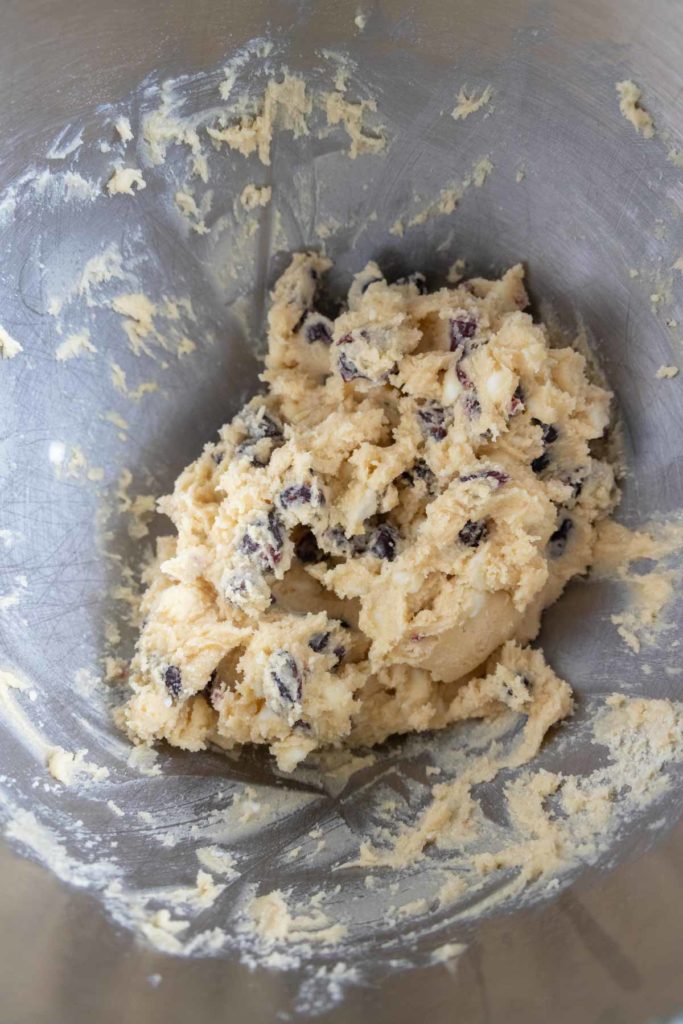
[459,468,509,487]
[367,523,398,561]
[269,651,302,705]
[463,394,481,418]
[417,400,449,441]
[458,519,489,547]
[163,665,182,699]
[295,530,324,564]
[549,517,572,557]
[308,631,330,653]
[239,510,286,573]
[449,316,477,351]
[531,452,550,475]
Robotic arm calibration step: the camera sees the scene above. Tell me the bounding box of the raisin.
[367,522,398,561]
[458,519,489,547]
[269,651,302,705]
[449,316,477,351]
[531,452,550,474]
[417,400,449,441]
[549,517,572,557]
[308,631,330,653]
[163,665,182,699]
[295,529,324,564]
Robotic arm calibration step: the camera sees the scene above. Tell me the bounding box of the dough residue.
[616,80,655,139]
[451,85,493,121]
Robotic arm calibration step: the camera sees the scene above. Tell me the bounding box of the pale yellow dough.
[121,253,617,770]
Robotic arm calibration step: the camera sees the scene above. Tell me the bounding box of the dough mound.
[121,253,616,770]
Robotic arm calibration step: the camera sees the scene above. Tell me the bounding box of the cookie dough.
[121,253,617,770]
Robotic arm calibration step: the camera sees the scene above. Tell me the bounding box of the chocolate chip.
[163,665,182,699]
[308,631,330,653]
[367,522,399,561]
[295,529,324,564]
[458,519,489,547]
[531,452,550,475]
[417,400,450,441]
[549,517,572,557]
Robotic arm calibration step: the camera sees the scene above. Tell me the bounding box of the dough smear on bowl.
[120,253,617,770]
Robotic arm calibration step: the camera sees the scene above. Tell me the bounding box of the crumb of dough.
[674,256,683,273]
[655,364,679,379]
[616,80,655,139]
[240,184,272,210]
[451,85,493,121]
[248,890,346,945]
[106,166,147,196]
[446,259,466,284]
[431,941,467,964]
[107,800,125,817]
[323,92,386,158]
[115,116,134,143]
[47,746,109,786]
[515,168,526,183]
[174,191,210,235]
[122,252,618,773]
[55,329,97,361]
[354,11,367,30]
[0,325,23,359]
[629,268,639,278]
[208,75,311,167]
[667,147,683,168]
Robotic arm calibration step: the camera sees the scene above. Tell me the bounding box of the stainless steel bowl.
[2,0,683,1021]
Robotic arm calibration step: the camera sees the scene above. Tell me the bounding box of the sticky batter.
[121,254,617,770]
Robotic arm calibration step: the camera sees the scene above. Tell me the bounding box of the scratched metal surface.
[1,0,683,1021]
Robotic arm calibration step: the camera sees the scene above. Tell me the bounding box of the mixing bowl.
[1,0,683,1021]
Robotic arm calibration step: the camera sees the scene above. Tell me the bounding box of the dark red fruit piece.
[459,468,509,487]
[417,400,449,441]
[509,384,525,416]
[338,351,361,382]
[531,418,559,446]
[449,316,477,351]
[304,316,333,344]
